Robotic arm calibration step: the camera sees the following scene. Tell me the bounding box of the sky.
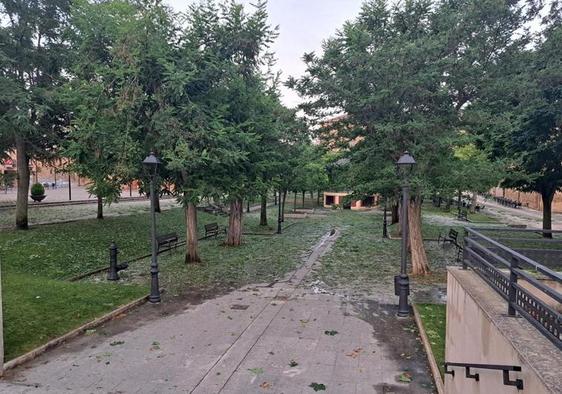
[164,0,365,108]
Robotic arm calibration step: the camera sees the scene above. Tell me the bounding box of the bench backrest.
[449,229,458,240]
[205,223,219,231]
[156,232,178,243]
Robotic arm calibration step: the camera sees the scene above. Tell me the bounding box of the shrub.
[30,183,45,196]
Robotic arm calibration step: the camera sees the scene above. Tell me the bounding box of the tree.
[0,0,71,229]
[466,3,561,236]
[503,24,562,237]
[290,0,532,275]
[63,0,146,219]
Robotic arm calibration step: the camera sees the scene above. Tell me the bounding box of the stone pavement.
[0,230,434,394]
[479,197,562,230]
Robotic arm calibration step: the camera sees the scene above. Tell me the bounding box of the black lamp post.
[383,197,389,238]
[395,151,416,317]
[143,152,162,303]
[277,188,282,234]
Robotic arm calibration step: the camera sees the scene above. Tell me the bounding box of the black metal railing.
[463,227,562,350]
[444,362,524,390]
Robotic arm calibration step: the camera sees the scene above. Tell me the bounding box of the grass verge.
[416,303,446,378]
[1,272,146,361]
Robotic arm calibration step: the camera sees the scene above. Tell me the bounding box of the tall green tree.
[0,0,71,229]
[465,2,561,236]
[63,0,150,219]
[290,0,532,274]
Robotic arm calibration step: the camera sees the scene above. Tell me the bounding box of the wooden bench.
[438,228,463,261]
[438,229,460,247]
[156,232,178,252]
[204,222,226,238]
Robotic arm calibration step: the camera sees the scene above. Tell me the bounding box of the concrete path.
[1,230,434,393]
[479,197,562,230]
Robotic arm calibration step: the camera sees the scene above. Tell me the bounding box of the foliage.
[465,4,562,232]
[0,0,71,227]
[30,183,45,196]
[0,171,16,189]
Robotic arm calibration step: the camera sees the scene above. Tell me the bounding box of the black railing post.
[508,257,519,316]
[107,241,119,281]
[462,230,469,269]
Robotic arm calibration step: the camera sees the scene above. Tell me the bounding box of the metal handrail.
[463,227,562,350]
[465,227,562,281]
[444,362,523,390]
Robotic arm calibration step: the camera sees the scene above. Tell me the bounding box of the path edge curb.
[412,304,445,394]
[2,293,150,374]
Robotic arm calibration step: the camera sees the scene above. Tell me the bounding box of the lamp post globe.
[395,151,416,317]
[143,152,162,303]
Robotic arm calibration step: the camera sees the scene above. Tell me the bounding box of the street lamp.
[143,152,162,303]
[395,151,416,317]
[382,197,389,238]
[277,188,282,234]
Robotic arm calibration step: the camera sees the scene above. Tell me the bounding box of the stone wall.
[445,268,561,394]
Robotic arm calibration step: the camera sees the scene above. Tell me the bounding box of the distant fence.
[462,227,562,350]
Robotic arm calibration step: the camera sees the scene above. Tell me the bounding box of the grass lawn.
[1,201,326,361]
[2,272,146,361]
[88,209,331,296]
[416,303,446,378]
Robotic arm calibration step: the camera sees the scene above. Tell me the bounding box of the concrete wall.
[445,268,561,394]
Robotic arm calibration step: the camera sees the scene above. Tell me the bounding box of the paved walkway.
[0,186,142,203]
[479,197,562,230]
[0,230,434,393]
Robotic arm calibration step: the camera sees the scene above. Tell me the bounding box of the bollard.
[107,242,129,281]
[107,242,120,280]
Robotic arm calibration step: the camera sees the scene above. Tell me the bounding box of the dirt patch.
[353,300,437,393]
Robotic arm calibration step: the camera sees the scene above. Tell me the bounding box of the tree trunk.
[274,191,277,205]
[246,199,251,213]
[391,202,399,224]
[541,190,554,239]
[15,135,30,229]
[185,201,201,263]
[226,199,243,246]
[97,195,103,219]
[282,190,287,222]
[317,190,321,207]
[469,192,478,213]
[302,191,305,208]
[408,197,430,275]
[293,191,297,212]
[260,194,268,226]
[457,189,462,217]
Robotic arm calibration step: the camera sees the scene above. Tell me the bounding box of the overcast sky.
[164,0,365,108]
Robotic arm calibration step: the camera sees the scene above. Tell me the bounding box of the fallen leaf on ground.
[324,330,338,336]
[248,367,264,375]
[289,360,298,367]
[309,382,326,391]
[346,348,363,358]
[259,382,271,389]
[397,372,413,383]
[110,341,125,346]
